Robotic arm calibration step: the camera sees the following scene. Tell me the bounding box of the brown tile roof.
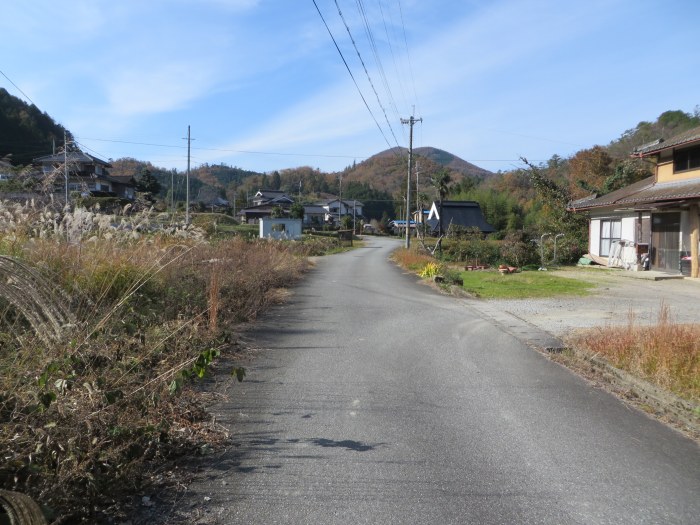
[632,126,700,156]
[568,176,700,211]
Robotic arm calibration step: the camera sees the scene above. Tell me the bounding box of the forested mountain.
[371,146,492,179]
[0,88,70,166]
[449,108,700,244]
[2,86,697,231]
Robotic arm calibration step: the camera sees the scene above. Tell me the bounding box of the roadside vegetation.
[567,307,700,404]
[0,200,342,522]
[393,246,593,299]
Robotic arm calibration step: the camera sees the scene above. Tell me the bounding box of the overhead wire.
[332,0,402,151]
[77,136,367,160]
[377,0,411,125]
[0,69,38,107]
[311,0,395,153]
[397,0,420,117]
[354,0,402,130]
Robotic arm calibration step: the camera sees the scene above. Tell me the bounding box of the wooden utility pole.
[63,131,69,205]
[183,125,193,225]
[401,115,422,248]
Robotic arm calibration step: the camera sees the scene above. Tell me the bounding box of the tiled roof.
[33,151,111,166]
[632,126,700,156]
[303,205,326,214]
[568,176,700,211]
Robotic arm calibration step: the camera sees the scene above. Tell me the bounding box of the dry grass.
[568,305,700,403]
[392,247,435,271]
[0,200,311,522]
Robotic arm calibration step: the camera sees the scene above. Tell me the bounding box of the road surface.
[168,236,700,524]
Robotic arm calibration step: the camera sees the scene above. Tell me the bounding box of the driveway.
[480,267,700,337]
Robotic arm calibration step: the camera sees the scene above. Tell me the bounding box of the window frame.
[599,219,622,257]
[673,144,700,173]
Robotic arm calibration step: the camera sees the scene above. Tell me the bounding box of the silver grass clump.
[0,255,75,343]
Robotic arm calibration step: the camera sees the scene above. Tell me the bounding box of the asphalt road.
[177,236,700,524]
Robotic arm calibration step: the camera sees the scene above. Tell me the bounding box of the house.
[196,186,230,211]
[33,151,135,200]
[568,126,700,278]
[389,219,416,235]
[426,201,495,235]
[239,189,295,223]
[302,205,327,227]
[318,198,364,225]
[252,189,294,207]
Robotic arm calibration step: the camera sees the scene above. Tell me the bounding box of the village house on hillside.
[317,198,364,226]
[33,151,135,200]
[238,189,295,223]
[568,126,700,278]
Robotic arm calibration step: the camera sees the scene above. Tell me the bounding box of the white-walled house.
[569,126,700,277]
[318,198,364,224]
[33,151,135,200]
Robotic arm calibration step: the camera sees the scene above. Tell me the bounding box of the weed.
[568,304,700,403]
[0,200,310,521]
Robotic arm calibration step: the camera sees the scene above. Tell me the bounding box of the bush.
[0,202,311,522]
[499,231,539,267]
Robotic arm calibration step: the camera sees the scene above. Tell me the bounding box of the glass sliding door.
[651,213,680,272]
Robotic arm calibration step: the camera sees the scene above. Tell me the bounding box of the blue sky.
[2,0,699,174]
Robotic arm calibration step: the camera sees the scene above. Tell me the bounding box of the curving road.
[179,236,699,524]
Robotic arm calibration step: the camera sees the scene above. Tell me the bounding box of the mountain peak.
[370,146,493,178]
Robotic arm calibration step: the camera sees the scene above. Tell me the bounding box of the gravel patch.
[486,268,700,336]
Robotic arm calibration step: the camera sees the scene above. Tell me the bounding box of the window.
[271,223,286,233]
[674,145,700,172]
[600,219,621,256]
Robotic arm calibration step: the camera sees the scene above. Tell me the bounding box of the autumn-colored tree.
[568,146,614,199]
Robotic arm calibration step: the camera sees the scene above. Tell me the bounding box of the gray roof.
[433,201,495,233]
[317,198,364,207]
[632,126,700,156]
[568,176,700,211]
[303,205,326,214]
[34,151,111,166]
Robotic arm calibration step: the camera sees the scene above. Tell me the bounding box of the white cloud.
[105,61,219,116]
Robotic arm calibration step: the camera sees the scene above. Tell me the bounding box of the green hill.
[0,87,70,166]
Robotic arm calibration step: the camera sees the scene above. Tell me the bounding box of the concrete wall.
[259,218,302,240]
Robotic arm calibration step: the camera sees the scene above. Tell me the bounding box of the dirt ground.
[485,266,700,336]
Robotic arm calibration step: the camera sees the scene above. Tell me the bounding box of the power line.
[0,69,37,107]
[311,0,395,153]
[334,0,401,149]
[397,1,420,116]
[76,136,368,160]
[377,0,410,128]
[355,0,402,129]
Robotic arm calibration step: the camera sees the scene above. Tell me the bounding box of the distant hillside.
[371,146,493,178]
[337,146,492,197]
[0,87,70,166]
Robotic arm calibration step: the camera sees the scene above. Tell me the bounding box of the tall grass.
[569,305,700,402]
[392,247,435,271]
[0,200,310,522]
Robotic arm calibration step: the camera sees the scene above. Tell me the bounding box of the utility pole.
[63,131,69,206]
[401,115,422,248]
[183,125,194,225]
[338,174,342,227]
